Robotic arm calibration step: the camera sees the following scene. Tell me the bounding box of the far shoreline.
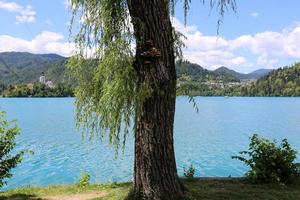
[1,96,300,99]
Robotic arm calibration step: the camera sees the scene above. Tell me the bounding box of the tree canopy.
[243,63,300,97]
[0,112,25,187]
[68,0,236,151]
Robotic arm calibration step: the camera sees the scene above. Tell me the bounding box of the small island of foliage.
[0,82,74,97]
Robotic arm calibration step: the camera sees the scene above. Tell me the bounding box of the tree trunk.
[127,0,183,199]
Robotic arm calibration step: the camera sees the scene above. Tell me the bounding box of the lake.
[0,97,300,190]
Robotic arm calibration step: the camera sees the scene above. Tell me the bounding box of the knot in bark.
[140,40,161,64]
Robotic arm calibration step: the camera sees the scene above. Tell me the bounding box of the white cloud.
[172,18,300,71]
[0,1,36,23]
[250,12,259,18]
[231,57,248,65]
[230,32,284,56]
[172,18,251,70]
[184,50,249,70]
[0,31,75,57]
[230,27,300,60]
[0,16,299,72]
[257,55,278,68]
[0,1,20,12]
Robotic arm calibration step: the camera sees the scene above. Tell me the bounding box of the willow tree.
[69,0,236,199]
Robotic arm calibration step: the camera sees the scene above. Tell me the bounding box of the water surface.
[0,97,300,190]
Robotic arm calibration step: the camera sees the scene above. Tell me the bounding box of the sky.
[0,0,300,73]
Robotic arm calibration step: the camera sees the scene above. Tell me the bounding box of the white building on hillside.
[39,73,55,88]
[39,72,46,84]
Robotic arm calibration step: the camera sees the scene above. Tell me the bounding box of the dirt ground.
[43,191,107,200]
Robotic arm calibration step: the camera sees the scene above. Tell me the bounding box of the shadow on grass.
[0,193,41,200]
[182,178,300,200]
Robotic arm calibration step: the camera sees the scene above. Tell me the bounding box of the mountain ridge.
[0,52,68,85]
[214,66,272,80]
[243,63,300,96]
[0,52,271,85]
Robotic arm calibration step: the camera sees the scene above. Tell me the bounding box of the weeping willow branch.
[169,0,236,29]
[68,0,236,152]
[68,0,148,152]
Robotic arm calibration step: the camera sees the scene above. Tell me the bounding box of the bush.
[232,134,300,184]
[0,111,25,187]
[184,164,196,180]
[77,172,90,187]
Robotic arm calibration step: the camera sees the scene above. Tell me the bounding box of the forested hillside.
[0,52,269,86]
[1,52,299,97]
[242,63,300,96]
[177,62,300,97]
[0,52,68,85]
[176,62,239,82]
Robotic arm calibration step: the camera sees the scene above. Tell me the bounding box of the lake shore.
[1,97,300,189]
[1,179,300,200]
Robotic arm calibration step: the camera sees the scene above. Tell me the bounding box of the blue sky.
[0,0,300,73]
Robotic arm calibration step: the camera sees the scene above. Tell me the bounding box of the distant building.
[46,81,55,89]
[39,72,46,84]
[38,72,55,88]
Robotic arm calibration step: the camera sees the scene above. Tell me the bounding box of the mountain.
[246,69,273,79]
[0,52,271,87]
[176,62,208,80]
[214,66,272,80]
[176,62,239,83]
[0,52,67,85]
[243,63,300,96]
[214,66,245,80]
[1,52,299,97]
[177,62,271,82]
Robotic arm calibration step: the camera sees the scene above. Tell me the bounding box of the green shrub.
[232,134,300,184]
[77,172,90,187]
[0,111,25,187]
[184,164,196,180]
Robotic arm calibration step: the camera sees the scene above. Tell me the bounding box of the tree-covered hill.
[2,52,298,97]
[176,62,300,97]
[176,62,239,82]
[214,66,272,80]
[176,62,272,82]
[0,52,271,87]
[243,63,300,96]
[0,52,68,85]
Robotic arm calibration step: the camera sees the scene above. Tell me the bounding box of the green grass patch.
[0,179,300,200]
[0,182,131,200]
[183,178,300,200]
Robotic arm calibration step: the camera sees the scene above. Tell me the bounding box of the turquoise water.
[0,97,300,190]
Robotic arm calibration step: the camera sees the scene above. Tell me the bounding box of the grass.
[0,179,300,200]
[183,178,300,200]
[0,182,131,200]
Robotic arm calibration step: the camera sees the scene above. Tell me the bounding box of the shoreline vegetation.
[0,82,73,98]
[0,134,299,199]
[1,62,299,97]
[176,62,300,97]
[1,52,299,98]
[1,179,300,200]
[0,0,298,197]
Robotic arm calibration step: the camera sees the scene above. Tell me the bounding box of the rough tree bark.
[127,0,183,199]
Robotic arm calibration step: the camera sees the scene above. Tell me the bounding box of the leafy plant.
[77,172,90,187]
[232,134,300,184]
[184,164,196,180]
[0,111,25,188]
